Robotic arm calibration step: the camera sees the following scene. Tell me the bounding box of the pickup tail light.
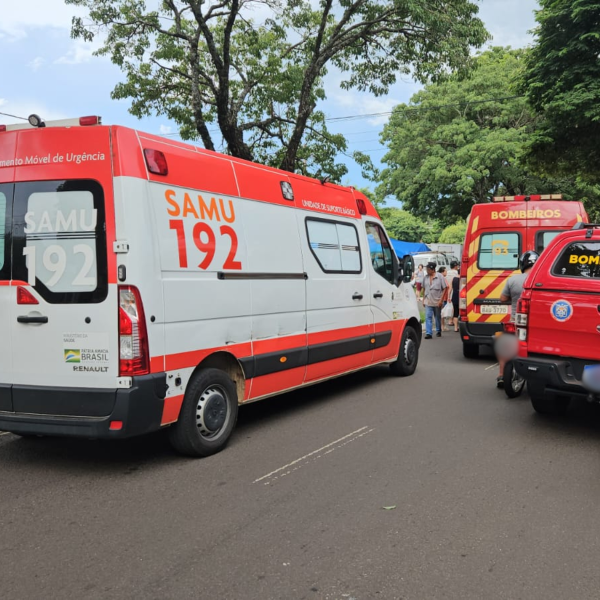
[119,286,149,376]
[516,296,530,345]
[459,277,467,317]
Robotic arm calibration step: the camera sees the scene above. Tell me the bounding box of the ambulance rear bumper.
[459,320,503,346]
[0,373,168,439]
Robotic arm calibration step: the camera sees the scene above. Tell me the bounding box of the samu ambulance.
[0,115,421,457]
[459,195,588,358]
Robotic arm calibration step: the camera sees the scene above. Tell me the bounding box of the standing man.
[423,262,448,339]
[495,251,539,388]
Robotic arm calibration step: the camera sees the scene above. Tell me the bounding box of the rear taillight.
[516,297,529,327]
[516,296,530,344]
[504,321,516,334]
[118,286,149,376]
[17,286,38,304]
[459,277,467,317]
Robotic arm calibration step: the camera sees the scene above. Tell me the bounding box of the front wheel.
[168,368,239,457]
[390,326,419,377]
[504,361,525,398]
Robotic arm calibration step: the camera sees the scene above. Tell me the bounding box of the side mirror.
[402,255,414,284]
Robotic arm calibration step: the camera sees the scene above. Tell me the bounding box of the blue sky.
[1,0,539,195]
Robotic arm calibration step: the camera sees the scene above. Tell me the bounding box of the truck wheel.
[390,326,419,377]
[504,361,526,398]
[168,368,239,457]
[463,343,479,359]
[529,382,570,416]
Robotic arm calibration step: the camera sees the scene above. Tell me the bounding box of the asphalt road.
[2,334,600,600]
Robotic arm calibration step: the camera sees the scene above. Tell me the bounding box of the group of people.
[413,261,460,339]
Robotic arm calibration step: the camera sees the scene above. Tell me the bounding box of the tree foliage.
[438,220,466,244]
[378,208,437,243]
[66,0,488,178]
[521,0,600,183]
[377,47,600,226]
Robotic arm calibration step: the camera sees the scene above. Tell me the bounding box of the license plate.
[480,305,508,315]
[583,364,600,392]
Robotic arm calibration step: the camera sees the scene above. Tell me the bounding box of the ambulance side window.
[552,242,600,279]
[478,232,520,270]
[536,230,566,254]
[305,218,362,274]
[366,222,395,284]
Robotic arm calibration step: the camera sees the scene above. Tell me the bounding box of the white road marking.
[254,426,374,484]
[485,362,499,371]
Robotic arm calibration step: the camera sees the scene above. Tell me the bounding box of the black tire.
[168,368,239,457]
[463,343,479,359]
[390,326,419,377]
[529,382,570,416]
[504,361,525,398]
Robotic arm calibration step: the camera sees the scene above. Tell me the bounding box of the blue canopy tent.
[367,235,429,259]
[390,239,429,258]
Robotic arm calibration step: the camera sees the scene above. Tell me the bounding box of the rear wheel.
[504,361,525,398]
[390,326,419,377]
[463,343,479,359]
[168,368,239,457]
[529,382,570,416]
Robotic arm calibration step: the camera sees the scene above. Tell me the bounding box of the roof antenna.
[320,175,331,185]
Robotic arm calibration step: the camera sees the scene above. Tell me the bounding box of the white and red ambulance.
[0,116,421,456]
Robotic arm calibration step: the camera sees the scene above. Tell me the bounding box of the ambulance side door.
[365,221,402,363]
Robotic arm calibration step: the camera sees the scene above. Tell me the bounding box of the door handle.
[352,293,363,300]
[373,292,384,299]
[17,315,48,324]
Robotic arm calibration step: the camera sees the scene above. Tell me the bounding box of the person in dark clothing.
[451,267,460,332]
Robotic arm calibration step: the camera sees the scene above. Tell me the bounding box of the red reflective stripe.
[150,321,404,374]
[161,394,185,425]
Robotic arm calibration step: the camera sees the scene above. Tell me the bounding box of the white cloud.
[28,57,46,72]
[159,125,173,135]
[0,1,86,39]
[55,39,97,65]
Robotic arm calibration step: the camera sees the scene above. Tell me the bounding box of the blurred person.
[495,251,539,388]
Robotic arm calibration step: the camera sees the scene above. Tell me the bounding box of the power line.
[154,94,524,137]
[0,111,28,121]
[325,95,524,122]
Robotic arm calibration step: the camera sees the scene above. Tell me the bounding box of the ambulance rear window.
[12,180,108,303]
[478,232,520,270]
[0,192,6,271]
[552,242,600,279]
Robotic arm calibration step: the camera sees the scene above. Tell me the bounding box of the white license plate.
[480,305,509,315]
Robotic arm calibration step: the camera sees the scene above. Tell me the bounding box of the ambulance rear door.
[0,184,13,410]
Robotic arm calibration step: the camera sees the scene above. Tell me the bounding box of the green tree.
[521,0,600,183]
[66,0,488,178]
[438,220,466,244]
[377,47,600,225]
[378,208,430,242]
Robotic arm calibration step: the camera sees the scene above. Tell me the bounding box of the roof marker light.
[0,125,6,132]
[79,116,101,126]
[280,181,294,201]
[356,199,367,215]
[143,148,168,176]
